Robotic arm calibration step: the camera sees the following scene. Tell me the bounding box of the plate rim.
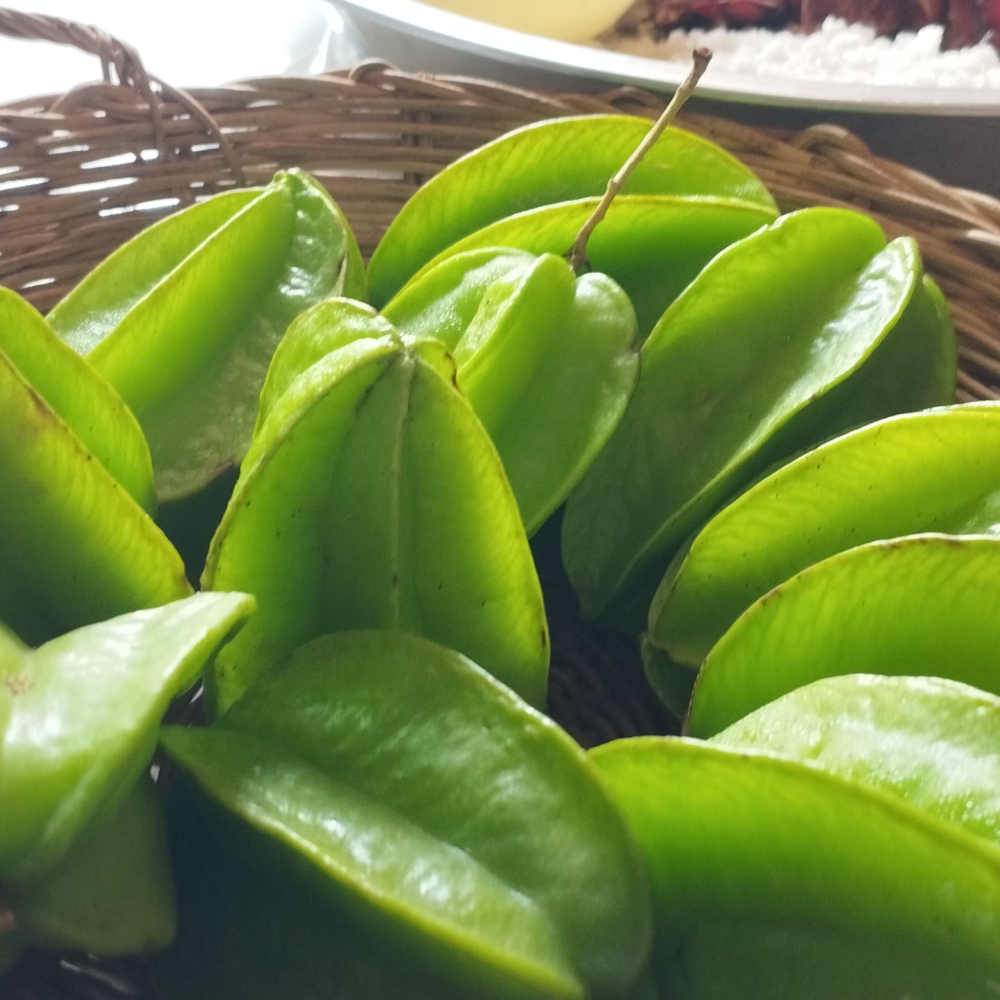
[331,0,1000,115]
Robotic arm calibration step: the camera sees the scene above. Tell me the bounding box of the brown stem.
[0,894,14,936]
[567,47,713,273]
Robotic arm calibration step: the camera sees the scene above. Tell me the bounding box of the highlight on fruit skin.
[368,114,776,309]
[686,533,1000,738]
[157,629,653,1000]
[562,215,956,634]
[48,170,366,503]
[0,93,987,1000]
[712,672,1000,847]
[646,402,1000,675]
[0,593,255,974]
[591,733,1000,999]
[203,328,550,715]
[383,249,641,535]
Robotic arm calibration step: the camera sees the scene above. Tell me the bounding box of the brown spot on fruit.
[4,673,30,696]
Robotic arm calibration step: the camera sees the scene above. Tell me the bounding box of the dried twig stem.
[567,47,713,273]
[0,893,15,936]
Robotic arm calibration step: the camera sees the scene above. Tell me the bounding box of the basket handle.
[0,7,245,185]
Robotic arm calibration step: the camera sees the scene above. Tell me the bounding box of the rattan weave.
[3,11,1000,402]
[2,8,1000,998]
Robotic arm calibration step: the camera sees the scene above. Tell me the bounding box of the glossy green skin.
[0,592,254,886]
[204,334,548,713]
[383,248,537,349]
[158,785,650,1000]
[155,794,477,1000]
[0,671,10,754]
[50,189,262,352]
[714,674,1000,847]
[49,171,366,501]
[638,636,696,720]
[13,776,174,954]
[152,297,398,583]
[161,630,652,1000]
[401,196,777,339]
[256,298,397,433]
[562,212,957,632]
[0,287,154,512]
[688,535,1000,738]
[591,737,1000,999]
[0,347,192,646]
[650,402,1000,671]
[384,249,640,534]
[0,635,17,973]
[0,592,253,966]
[367,115,777,306]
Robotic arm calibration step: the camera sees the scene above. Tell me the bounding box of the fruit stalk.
[567,46,713,272]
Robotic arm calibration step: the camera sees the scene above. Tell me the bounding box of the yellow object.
[419,0,637,42]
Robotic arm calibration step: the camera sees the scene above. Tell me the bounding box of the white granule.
[606,16,1000,87]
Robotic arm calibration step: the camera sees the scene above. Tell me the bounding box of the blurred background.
[0,0,355,103]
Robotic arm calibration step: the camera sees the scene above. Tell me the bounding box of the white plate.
[327,0,1000,114]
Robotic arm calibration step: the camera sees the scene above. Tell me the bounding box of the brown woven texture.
[2,8,1000,998]
[3,13,1000,402]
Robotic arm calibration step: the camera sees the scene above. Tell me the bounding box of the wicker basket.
[3,7,1000,999]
